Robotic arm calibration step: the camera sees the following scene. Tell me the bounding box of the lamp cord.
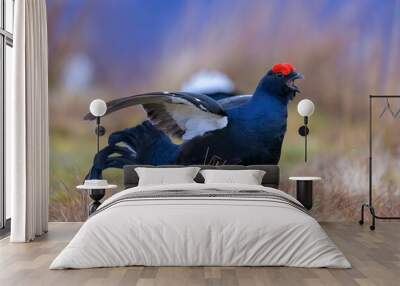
[96,117,100,154]
[305,131,307,162]
[304,116,308,163]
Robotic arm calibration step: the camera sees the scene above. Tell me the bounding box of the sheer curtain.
[6,0,49,242]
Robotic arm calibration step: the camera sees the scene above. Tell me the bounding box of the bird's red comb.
[271,63,295,76]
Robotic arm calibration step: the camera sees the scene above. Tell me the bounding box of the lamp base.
[298,126,309,136]
[95,125,106,136]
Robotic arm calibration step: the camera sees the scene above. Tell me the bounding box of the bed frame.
[123,165,280,189]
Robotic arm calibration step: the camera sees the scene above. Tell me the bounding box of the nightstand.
[77,180,117,215]
[289,177,321,210]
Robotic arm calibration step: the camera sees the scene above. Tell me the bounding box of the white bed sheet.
[50,183,350,269]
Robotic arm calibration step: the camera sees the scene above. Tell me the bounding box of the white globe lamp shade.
[297,99,315,117]
[89,99,107,117]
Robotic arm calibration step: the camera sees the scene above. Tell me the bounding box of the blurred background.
[47,0,400,221]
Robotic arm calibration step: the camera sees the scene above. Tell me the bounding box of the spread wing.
[218,94,252,110]
[204,91,238,101]
[84,92,228,141]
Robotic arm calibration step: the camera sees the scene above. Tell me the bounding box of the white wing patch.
[164,101,228,140]
[180,70,235,94]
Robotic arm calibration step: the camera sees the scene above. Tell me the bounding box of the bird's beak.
[286,71,304,93]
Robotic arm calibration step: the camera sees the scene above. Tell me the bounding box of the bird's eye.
[275,73,284,78]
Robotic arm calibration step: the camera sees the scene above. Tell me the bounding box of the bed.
[50,165,350,269]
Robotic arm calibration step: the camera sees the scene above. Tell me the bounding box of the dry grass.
[280,139,400,222]
[49,171,87,222]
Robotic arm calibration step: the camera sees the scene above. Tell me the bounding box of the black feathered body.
[177,91,288,165]
[87,68,298,179]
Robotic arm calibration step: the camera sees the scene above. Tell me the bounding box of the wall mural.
[47,1,400,222]
[85,64,303,179]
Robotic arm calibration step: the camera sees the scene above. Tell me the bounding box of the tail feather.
[87,121,179,179]
[108,120,179,165]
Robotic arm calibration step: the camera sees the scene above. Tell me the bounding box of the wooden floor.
[0,222,399,286]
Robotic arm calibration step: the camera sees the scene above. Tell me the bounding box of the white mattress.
[50,183,350,269]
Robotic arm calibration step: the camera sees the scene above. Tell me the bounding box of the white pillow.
[135,167,200,186]
[200,169,266,185]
